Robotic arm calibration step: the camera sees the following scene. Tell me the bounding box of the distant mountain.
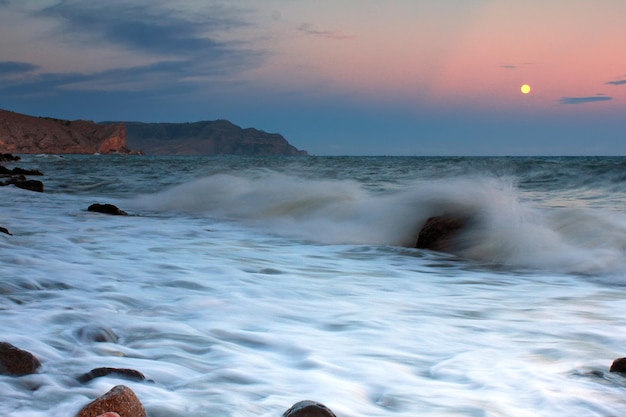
[119,119,308,156]
[0,109,129,154]
[0,109,308,156]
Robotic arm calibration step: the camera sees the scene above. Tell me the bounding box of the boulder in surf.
[88,203,128,216]
[0,342,41,376]
[283,400,337,417]
[610,357,626,374]
[415,214,468,252]
[76,385,146,417]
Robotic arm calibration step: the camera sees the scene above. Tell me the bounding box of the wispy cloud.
[0,1,267,97]
[298,23,355,40]
[606,79,626,85]
[559,95,613,105]
[0,61,39,74]
[501,65,517,69]
[39,1,251,57]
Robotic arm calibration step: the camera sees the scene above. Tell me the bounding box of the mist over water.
[2,155,626,416]
[130,165,626,275]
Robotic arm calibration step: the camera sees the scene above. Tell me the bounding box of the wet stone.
[283,400,337,417]
[76,385,146,417]
[0,342,41,376]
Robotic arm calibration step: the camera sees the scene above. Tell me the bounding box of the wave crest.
[130,172,626,274]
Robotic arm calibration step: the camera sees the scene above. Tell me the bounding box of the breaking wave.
[129,171,626,275]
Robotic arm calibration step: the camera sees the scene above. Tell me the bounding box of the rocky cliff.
[0,110,130,154]
[122,120,308,156]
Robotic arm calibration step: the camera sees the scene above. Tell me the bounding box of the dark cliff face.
[122,120,308,156]
[0,110,129,154]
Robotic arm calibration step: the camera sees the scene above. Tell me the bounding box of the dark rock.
[76,385,146,417]
[283,400,337,417]
[0,342,42,376]
[0,226,11,235]
[610,357,626,373]
[0,153,21,162]
[11,167,44,176]
[88,203,128,216]
[75,325,119,343]
[415,215,468,252]
[78,367,146,384]
[13,179,44,192]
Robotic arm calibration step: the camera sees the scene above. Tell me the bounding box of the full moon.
[520,84,531,94]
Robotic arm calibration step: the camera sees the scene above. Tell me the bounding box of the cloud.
[0,61,39,74]
[40,1,248,56]
[559,95,613,105]
[298,23,355,40]
[501,63,533,70]
[0,1,268,99]
[606,79,626,85]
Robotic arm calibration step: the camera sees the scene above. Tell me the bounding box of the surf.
[129,170,626,275]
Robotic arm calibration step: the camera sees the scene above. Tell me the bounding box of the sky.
[1,0,625,156]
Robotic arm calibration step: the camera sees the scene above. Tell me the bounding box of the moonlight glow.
[521,84,531,94]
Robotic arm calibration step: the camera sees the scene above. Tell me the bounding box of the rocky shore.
[0,341,337,417]
[2,336,625,416]
[0,152,336,416]
[0,153,45,194]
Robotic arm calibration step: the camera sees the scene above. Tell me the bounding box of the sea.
[2,155,626,417]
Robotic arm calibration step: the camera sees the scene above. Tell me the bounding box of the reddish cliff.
[0,110,130,154]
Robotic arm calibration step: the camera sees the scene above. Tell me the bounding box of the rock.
[75,325,119,343]
[0,342,41,376]
[0,226,11,235]
[78,367,146,384]
[96,413,121,417]
[10,167,44,176]
[0,153,21,162]
[13,179,44,192]
[283,400,337,417]
[610,357,626,373]
[415,214,468,252]
[88,203,128,216]
[76,385,146,417]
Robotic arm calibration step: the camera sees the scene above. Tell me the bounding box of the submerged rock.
[415,214,468,252]
[13,179,44,192]
[0,342,41,376]
[0,153,21,162]
[79,367,146,384]
[88,203,128,216]
[283,400,337,417]
[75,325,119,343]
[76,385,146,417]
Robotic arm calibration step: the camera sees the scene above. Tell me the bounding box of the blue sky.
[1,0,625,155]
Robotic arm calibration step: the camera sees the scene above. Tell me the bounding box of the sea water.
[2,155,626,416]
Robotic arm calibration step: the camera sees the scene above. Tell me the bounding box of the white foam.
[130,172,626,274]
